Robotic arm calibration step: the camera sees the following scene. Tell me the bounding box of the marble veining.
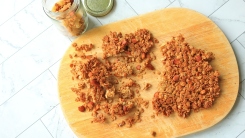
[240,80,245,98]
[209,0,245,42]
[237,130,245,138]
[237,32,245,49]
[49,60,62,80]
[0,0,245,138]
[0,71,58,137]
[41,105,77,138]
[125,0,171,15]
[0,0,34,25]
[97,0,137,24]
[0,26,70,105]
[176,0,229,16]
[231,40,245,81]
[0,0,52,64]
[17,121,53,138]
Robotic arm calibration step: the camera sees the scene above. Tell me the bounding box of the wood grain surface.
[58,8,239,138]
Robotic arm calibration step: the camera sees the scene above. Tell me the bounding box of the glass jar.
[42,0,88,37]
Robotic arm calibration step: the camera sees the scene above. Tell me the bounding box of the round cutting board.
[58,8,239,138]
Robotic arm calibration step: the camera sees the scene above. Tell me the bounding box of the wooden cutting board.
[58,8,239,138]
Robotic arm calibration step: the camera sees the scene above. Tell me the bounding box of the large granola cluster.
[152,35,220,118]
[69,29,158,127]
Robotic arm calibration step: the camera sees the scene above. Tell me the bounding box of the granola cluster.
[152,35,220,118]
[52,0,74,12]
[102,29,158,62]
[69,29,158,127]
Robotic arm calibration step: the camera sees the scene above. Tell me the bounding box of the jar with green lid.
[42,0,88,37]
[83,0,114,17]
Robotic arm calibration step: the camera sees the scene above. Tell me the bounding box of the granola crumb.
[151,131,156,137]
[151,114,155,119]
[143,83,152,90]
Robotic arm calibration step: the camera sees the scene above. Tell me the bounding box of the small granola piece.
[151,131,157,137]
[52,0,74,12]
[146,62,155,70]
[119,86,134,99]
[152,92,174,117]
[87,102,94,110]
[92,113,106,123]
[136,65,141,70]
[172,75,179,82]
[154,38,159,43]
[110,100,134,116]
[105,86,116,99]
[117,121,126,127]
[102,32,126,58]
[143,83,152,90]
[73,43,94,52]
[111,59,133,77]
[78,105,85,112]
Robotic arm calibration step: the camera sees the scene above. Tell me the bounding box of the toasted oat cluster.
[152,35,220,118]
[69,29,158,127]
[52,0,73,12]
[102,29,158,62]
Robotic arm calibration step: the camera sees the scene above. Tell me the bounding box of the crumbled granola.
[69,31,221,128]
[143,83,152,90]
[69,29,158,127]
[111,59,134,77]
[102,29,157,63]
[152,34,220,118]
[151,131,157,137]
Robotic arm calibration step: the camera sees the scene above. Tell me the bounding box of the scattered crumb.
[151,131,156,137]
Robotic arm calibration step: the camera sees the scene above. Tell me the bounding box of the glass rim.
[42,0,80,19]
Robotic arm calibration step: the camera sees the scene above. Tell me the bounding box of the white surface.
[17,121,53,138]
[0,0,244,138]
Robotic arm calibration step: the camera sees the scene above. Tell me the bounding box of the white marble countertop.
[0,0,244,138]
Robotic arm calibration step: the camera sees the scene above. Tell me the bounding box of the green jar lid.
[84,0,114,17]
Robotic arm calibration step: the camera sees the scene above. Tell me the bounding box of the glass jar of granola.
[42,0,88,37]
